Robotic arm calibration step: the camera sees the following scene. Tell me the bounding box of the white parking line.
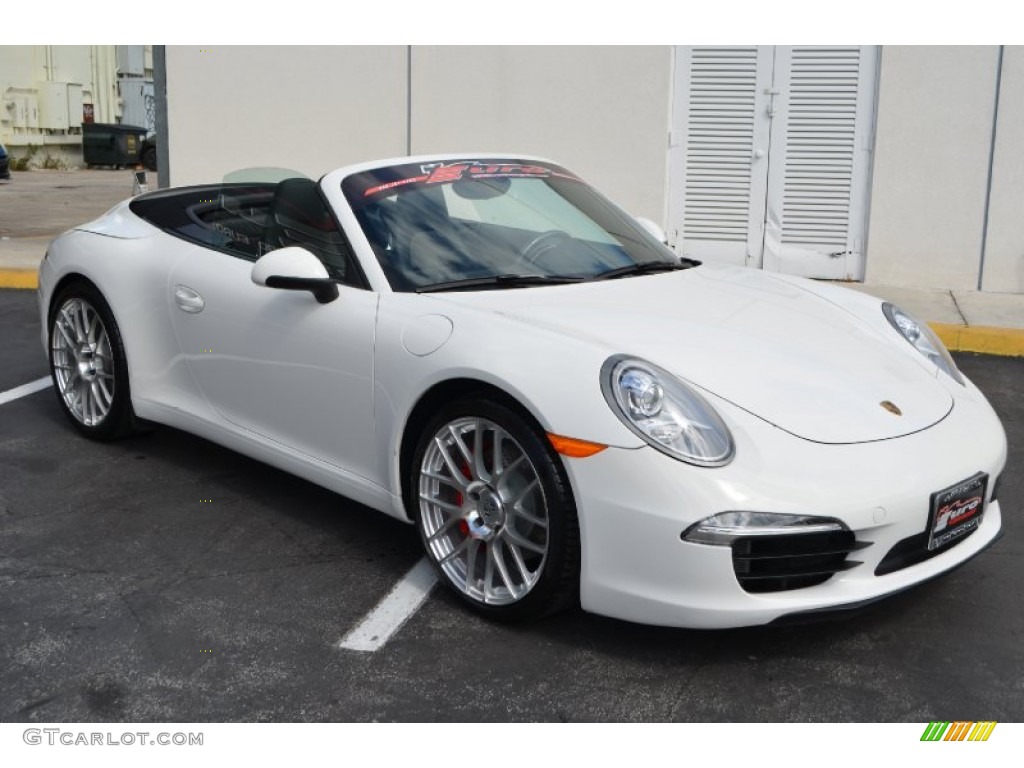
[338,557,438,652]
[0,377,51,407]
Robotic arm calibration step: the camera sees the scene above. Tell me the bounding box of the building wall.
[864,46,1000,290]
[161,45,1024,294]
[0,45,121,152]
[409,46,672,223]
[164,46,408,186]
[981,46,1024,293]
[164,46,672,221]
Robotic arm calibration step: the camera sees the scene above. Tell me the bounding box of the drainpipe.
[978,45,1003,291]
[89,46,98,121]
[153,45,169,188]
[92,45,105,122]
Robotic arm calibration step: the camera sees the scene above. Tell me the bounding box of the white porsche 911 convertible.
[38,155,1007,628]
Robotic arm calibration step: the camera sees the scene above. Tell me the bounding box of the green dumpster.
[82,123,148,168]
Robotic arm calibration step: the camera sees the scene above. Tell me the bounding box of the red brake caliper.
[456,458,471,537]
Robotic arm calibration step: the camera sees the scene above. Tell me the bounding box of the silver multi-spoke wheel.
[51,297,116,427]
[418,417,550,606]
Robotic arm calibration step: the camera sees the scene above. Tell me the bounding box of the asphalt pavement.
[0,287,1021,722]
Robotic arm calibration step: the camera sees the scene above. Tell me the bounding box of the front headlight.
[601,355,734,466]
[882,303,964,385]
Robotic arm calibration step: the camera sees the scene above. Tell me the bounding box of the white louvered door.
[669,46,773,267]
[669,46,877,280]
[763,47,877,279]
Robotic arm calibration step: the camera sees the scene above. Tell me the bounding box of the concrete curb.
[0,270,40,290]
[2,269,1023,357]
[930,322,1024,358]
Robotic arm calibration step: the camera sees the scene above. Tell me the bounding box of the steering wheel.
[518,230,572,265]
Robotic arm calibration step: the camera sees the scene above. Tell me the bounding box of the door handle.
[174,284,205,314]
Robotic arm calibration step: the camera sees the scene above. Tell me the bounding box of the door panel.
[669,46,773,267]
[763,46,876,279]
[167,246,382,484]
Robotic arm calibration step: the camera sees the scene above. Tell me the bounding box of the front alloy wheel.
[412,399,580,621]
[49,281,138,440]
[52,297,116,427]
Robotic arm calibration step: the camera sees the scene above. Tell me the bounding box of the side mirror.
[252,246,339,304]
[635,216,668,245]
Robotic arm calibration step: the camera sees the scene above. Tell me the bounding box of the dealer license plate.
[927,472,988,551]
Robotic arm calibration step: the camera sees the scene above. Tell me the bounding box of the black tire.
[48,280,139,440]
[409,397,580,622]
[140,146,157,172]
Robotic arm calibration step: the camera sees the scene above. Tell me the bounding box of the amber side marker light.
[547,433,607,458]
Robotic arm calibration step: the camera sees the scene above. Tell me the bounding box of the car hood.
[434,265,953,444]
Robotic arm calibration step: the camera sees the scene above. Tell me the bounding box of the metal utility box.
[35,82,83,130]
[82,123,148,167]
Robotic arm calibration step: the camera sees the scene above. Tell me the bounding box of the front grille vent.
[732,530,862,593]
[874,523,980,576]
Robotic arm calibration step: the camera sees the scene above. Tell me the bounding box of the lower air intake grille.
[732,530,859,593]
[874,523,979,576]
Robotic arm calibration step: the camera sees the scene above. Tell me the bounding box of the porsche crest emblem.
[880,400,902,416]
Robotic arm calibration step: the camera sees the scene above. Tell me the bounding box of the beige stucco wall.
[160,45,1023,294]
[865,46,1000,290]
[164,46,408,186]
[409,46,672,224]
[981,46,1024,293]
[165,46,672,221]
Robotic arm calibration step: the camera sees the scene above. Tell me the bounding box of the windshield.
[342,159,682,291]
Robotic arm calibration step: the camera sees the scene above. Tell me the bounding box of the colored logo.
[940,496,983,527]
[921,721,997,741]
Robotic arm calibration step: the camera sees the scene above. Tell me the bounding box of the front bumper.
[567,378,1007,628]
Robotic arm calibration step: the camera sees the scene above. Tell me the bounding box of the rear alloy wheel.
[412,399,580,621]
[49,282,137,439]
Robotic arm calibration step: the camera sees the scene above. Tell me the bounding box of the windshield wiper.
[593,260,695,281]
[416,274,586,293]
